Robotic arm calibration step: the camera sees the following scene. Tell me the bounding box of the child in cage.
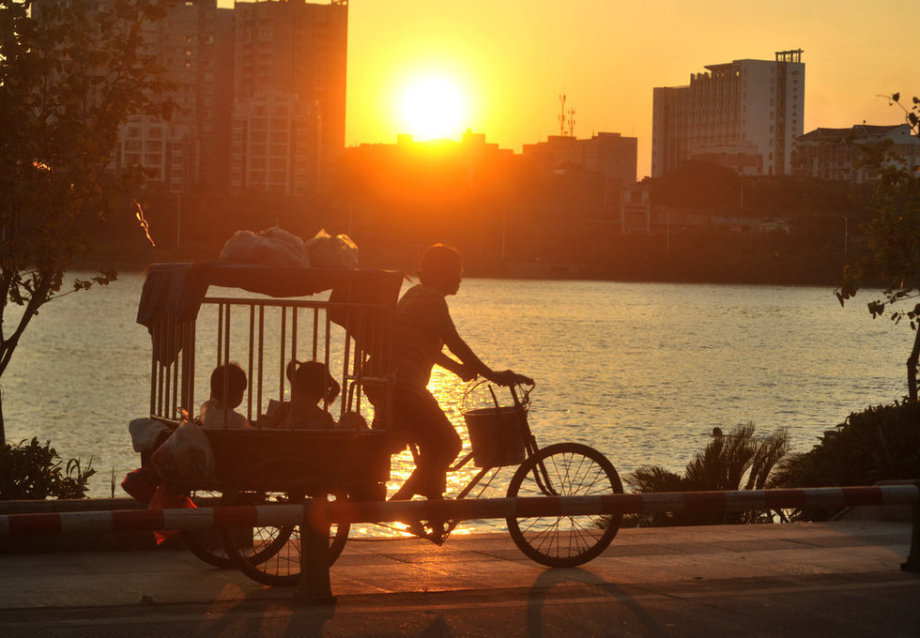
[263,360,339,429]
[199,362,253,429]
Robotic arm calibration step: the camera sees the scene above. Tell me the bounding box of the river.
[2,273,908,534]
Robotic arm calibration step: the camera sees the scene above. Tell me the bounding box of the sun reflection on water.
[350,368,512,538]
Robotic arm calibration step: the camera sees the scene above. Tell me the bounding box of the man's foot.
[404,518,448,545]
[389,487,416,502]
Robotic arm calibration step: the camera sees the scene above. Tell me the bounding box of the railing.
[148,298,393,426]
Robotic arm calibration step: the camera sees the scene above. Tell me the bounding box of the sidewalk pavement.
[0,521,917,637]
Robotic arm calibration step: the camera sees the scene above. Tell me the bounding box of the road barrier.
[1,484,917,602]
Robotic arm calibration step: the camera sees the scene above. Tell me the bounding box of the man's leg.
[412,393,461,499]
[389,390,461,501]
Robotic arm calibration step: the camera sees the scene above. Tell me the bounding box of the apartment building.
[652,49,805,178]
[793,123,920,183]
[37,0,346,196]
[110,1,234,194]
[230,0,348,195]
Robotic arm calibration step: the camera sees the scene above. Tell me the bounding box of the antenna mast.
[558,93,567,136]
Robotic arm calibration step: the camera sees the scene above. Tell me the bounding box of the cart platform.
[194,429,390,496]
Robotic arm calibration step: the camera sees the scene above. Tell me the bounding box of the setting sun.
[396,74,469,141]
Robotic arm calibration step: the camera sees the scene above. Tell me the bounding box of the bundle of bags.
[125,416,215,496]
[219,227,359,270]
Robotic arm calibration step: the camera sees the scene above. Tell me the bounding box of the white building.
[652,49,805,178]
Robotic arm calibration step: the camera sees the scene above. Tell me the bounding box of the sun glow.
[396,74,469,141]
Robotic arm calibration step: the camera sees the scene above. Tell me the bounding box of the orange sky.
[226,0,919,178]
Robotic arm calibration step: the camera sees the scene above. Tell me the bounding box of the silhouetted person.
[200,363,252,429]
[376,243,531,503]
[267,360,339,428]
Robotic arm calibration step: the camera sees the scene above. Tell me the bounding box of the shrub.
[0,438,95,500]
[627,423,789,526]
[770,400,920,519]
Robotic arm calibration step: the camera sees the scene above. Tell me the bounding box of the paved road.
[1,521,918,637]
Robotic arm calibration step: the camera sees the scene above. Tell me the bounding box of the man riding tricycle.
[130,242,622,585]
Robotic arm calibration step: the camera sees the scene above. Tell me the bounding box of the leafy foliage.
[770,401,920,520]
[0,0,175,440]
[0,437,96,499]
[836,92,920,399]
[627,423,789,526]
[771,401,920,488]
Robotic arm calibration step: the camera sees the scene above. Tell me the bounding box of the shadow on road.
[526,568,666,637]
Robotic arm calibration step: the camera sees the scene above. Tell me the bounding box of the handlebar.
[462,378,535,413]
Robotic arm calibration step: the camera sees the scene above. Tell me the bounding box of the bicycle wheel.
[506,443,623,568]
[224,491,351,587]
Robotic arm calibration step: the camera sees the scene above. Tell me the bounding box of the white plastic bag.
[151,421,215,485]
[305,228,359,269]
[219,226,310,269]
[128,417,170,453]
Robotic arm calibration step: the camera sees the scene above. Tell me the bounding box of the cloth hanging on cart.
[137,262,403,364]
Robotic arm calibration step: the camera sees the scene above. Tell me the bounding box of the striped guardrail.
[2,484,916,603]
[1,485,916,537]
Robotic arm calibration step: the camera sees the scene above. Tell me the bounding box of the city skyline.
[220,0,918,178]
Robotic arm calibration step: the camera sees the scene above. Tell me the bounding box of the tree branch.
[0,273,51,378]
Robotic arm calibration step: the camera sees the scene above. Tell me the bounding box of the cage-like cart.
[139,261,626,586]
[139,262,402,585]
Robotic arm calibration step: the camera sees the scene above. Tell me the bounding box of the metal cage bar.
[222,303,231,427]
[171,322,179,418]
[155,298,396,429]
[291,306,298,364]
[279,306,287,402]
[217,303,224,368]
[149,327,158,416]
[312,307,319,361]
[258,305,265,423]
[247,306,255,422]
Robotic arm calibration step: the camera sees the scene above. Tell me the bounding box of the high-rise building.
[36,0,346,197]
[230,0,348,196]
[113,0,234,194]
[652,50,805,178]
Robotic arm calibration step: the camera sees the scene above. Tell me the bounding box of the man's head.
[419,243,463,295]
[210,363,247,408]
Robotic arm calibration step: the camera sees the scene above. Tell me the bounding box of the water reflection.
[4,274,910,530]
[352,367,509,537]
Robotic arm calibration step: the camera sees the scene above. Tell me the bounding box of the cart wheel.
[506,443,623,568]
[182,490,235,569]
[224,491,351,587]
[182,490,288,569]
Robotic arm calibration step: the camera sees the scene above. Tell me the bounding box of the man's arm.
[443,323,532,386]
[435,351,476,381]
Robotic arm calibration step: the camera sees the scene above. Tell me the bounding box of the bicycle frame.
[398,382,557,542]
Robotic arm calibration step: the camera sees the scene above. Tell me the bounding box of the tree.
[836,93,920,400]
[0,0,174,442]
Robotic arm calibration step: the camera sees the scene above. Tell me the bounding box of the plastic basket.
[463,405,527,468]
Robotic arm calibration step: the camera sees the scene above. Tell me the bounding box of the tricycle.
[136,262,623,586]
